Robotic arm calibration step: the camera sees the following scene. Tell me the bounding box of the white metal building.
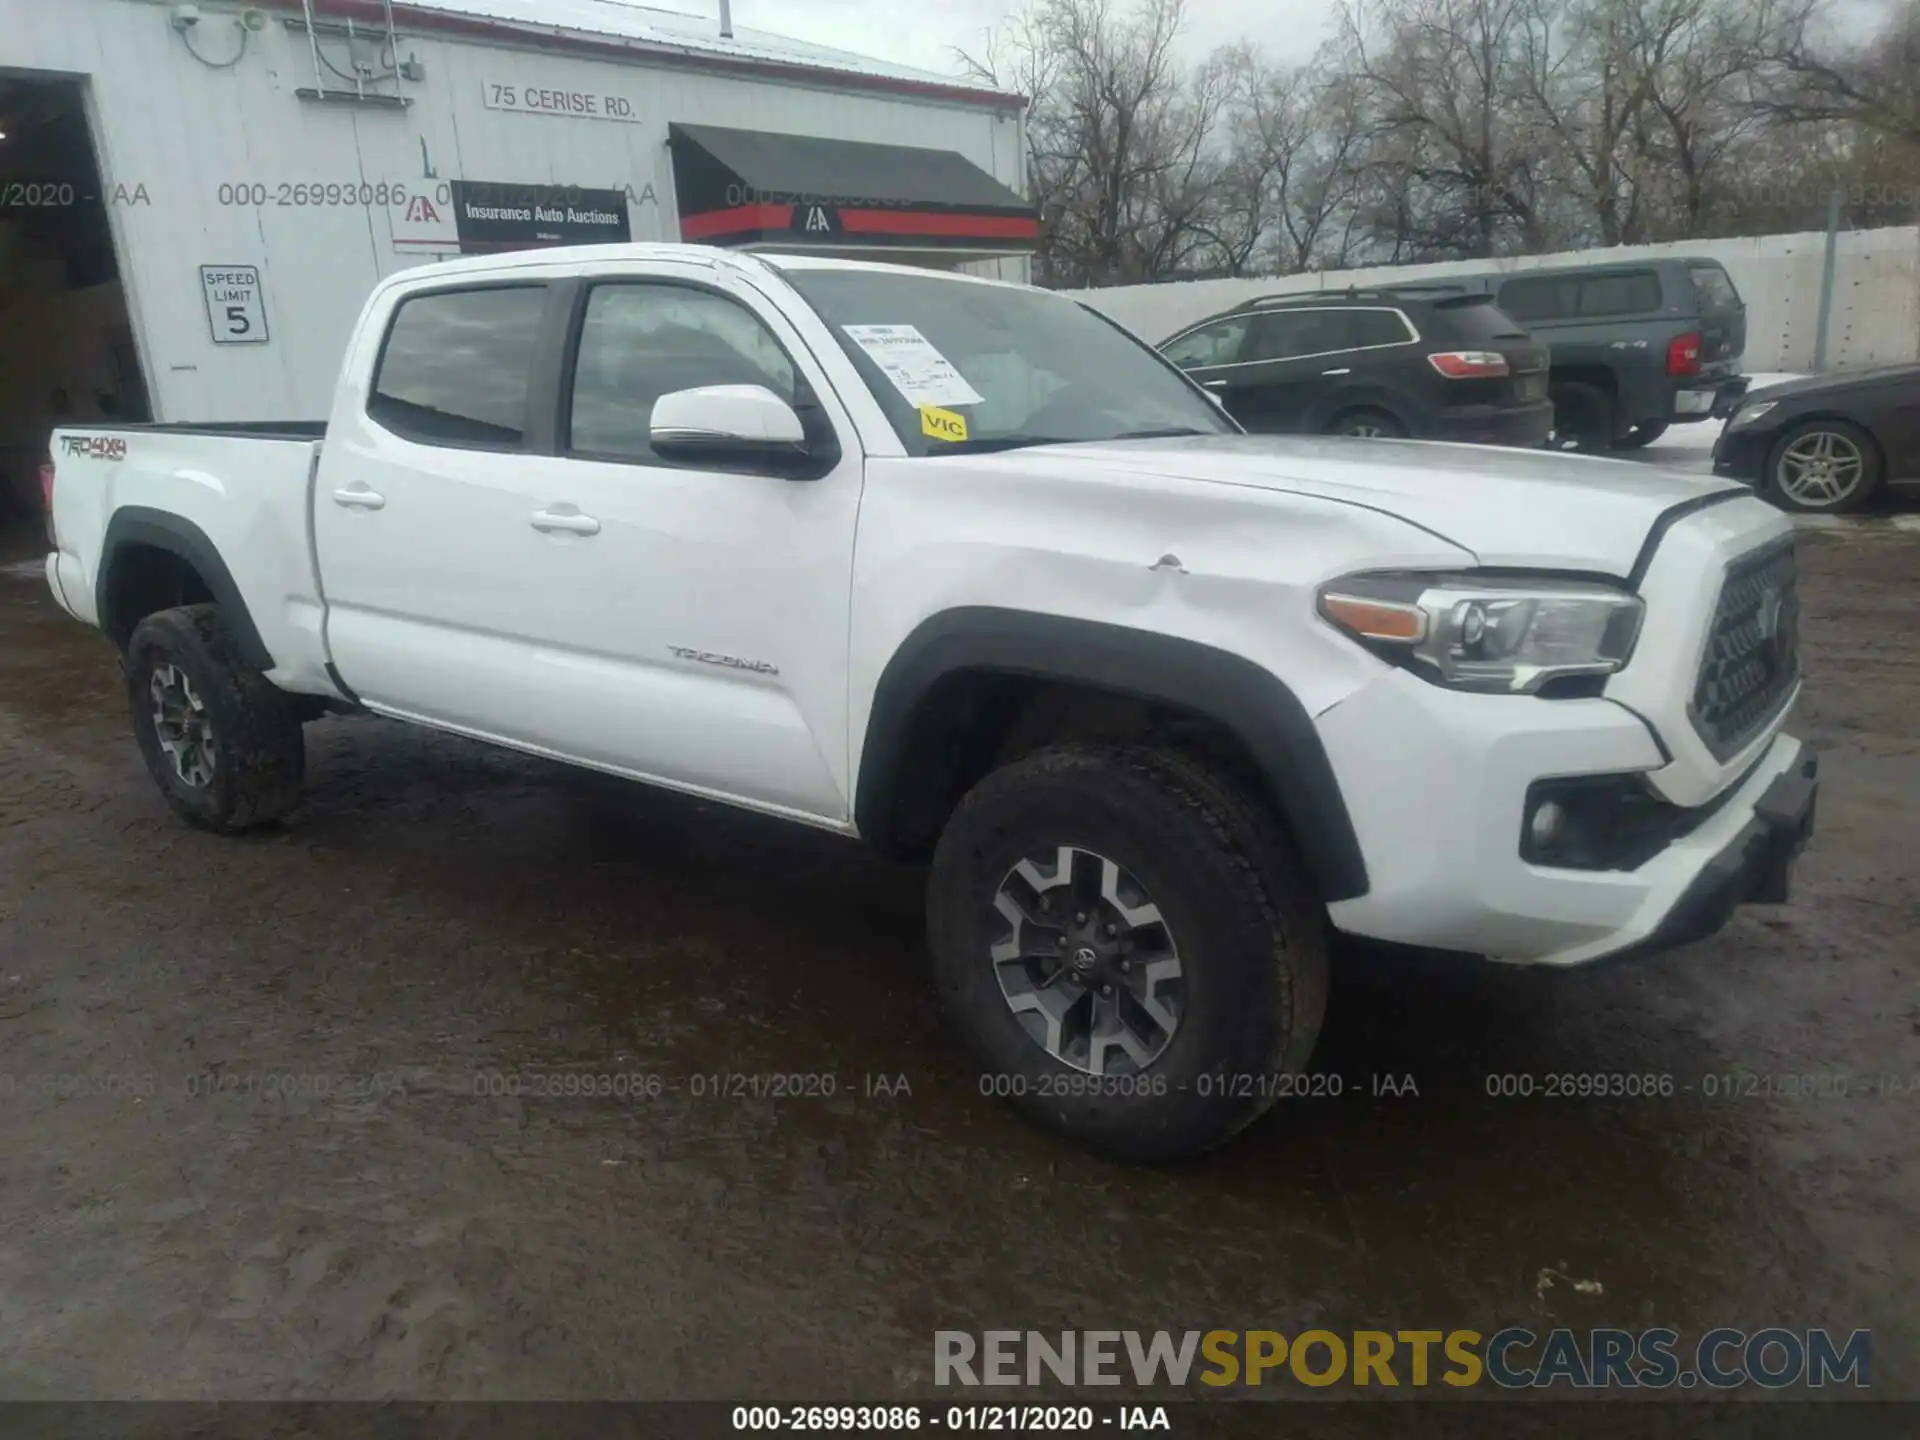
[0,0,1032,501]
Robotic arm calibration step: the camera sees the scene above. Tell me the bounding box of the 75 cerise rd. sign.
[483,81,640,124]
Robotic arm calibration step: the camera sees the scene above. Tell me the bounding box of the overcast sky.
[726,0,1345,74]
[725,0,1891,78]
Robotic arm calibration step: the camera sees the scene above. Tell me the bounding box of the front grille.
[1690,539,1800,759]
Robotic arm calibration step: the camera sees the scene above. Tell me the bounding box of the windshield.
[780,268,1237,455]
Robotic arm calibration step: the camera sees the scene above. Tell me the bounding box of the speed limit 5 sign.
[200,264,270,345]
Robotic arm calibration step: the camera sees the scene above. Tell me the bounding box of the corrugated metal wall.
[0,0,1027,421]
[1066,227,1920,372]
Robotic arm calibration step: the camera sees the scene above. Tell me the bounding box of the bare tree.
[962,0,1920,286]
[1222,47,1372,272]
[960,0,1239,286]
[1760,0,1920,144]
[1339,0,1560,259]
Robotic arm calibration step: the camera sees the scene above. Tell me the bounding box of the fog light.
[1528,799,1567,853]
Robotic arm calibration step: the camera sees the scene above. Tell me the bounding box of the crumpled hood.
[1011,434,1745,576]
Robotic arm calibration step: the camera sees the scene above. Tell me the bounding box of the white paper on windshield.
[841,324,986,408]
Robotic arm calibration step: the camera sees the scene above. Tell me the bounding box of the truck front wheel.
[927,745,1329,1160]
[126,603,306,833]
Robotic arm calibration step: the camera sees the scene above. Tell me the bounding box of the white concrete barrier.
[1064,226,1920,373]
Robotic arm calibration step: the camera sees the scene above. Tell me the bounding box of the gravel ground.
[0,513,1915,1414]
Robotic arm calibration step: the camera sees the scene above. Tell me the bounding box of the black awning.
[669,122,1038,250]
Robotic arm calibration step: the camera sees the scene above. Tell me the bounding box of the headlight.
[1318,573,1645,693]
[1728,400,1777,428]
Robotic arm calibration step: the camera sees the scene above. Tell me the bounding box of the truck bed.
[46,424,341,701]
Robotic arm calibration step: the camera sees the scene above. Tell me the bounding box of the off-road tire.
[126,603,306,833]
[927,744,1330,1161]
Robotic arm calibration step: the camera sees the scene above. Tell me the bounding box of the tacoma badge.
[669,646,779,676]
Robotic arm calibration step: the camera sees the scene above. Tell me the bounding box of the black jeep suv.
[1158,289,1553,446]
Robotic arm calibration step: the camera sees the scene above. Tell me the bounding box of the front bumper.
[1318,665,1814,967]
[1628,753,1817,955]
[1711,421,1770,481]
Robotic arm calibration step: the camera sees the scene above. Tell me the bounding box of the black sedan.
[1713,364,1920,514]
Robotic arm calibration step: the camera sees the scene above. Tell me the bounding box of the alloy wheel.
[1776,430,1866,509]
[988,845,1184,1075]
[149,664,218,789]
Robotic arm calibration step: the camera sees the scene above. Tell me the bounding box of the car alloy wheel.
[149,662,219,789]
[1775,429,1866,509]
[988,844,1185,1075]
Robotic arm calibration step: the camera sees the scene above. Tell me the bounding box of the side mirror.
[650,384,808,464]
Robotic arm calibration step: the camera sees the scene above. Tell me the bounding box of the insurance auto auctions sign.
[449,181,632,253]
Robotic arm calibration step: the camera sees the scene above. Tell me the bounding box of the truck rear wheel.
[926,744,1329,1160]
[1547,381,1615,451]
[126,603,306,834]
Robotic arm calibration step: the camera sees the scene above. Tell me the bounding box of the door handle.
[531,507,601,537]
[1203,379,1230,389]
[1322,368,1352,376]
[332,485,386,511]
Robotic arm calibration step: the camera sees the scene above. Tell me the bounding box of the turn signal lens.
[1319,593,1427,642]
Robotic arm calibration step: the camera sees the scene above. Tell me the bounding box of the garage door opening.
[0,73,146,535]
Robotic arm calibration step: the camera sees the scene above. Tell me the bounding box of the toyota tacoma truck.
[41,246,1816,1159]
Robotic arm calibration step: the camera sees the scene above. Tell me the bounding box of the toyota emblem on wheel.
[988,845,1185,1077]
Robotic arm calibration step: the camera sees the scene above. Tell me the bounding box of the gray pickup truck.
[1397,258,1750,451]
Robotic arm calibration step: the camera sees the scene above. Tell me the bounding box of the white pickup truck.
[43,245,1816,1158]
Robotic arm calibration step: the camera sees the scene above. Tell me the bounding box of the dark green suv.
[1396,258,1750,451]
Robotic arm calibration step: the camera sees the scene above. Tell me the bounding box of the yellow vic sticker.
[920,405,969,442]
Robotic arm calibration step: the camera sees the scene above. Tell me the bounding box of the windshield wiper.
[928,436,1075,454]
[927,427,1213,455]
[1108,427,1214,441]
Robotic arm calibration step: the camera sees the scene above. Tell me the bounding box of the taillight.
[39,460,57,546]
[1667,332,1702,376]
[1427,350,1511,379]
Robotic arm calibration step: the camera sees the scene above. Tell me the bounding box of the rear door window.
[1161,316,1251,368]
[1688,264,1743,313]
[369,285,548,448]
[1248,309,1357,360]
